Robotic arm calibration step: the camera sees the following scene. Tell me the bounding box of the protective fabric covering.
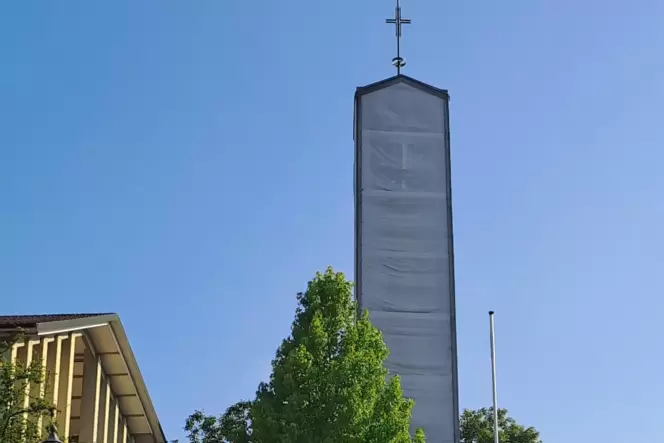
[356,80,457,443]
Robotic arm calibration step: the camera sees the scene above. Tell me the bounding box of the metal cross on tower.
[385,0,411,74]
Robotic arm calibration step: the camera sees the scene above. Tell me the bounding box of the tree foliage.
[460,408,541,443]
[0,334,55,443]
[182,267,426,443]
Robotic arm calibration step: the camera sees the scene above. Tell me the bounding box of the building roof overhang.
[0,313,166,443]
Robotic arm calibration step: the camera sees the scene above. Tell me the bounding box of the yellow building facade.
[0,313,166,443]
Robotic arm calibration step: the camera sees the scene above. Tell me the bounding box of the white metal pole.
[489,311,499,443]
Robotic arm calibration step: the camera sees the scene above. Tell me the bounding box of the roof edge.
[355,74,449,100]
[36,314,118,336]
[27,314,166,443]
[108,318,168,443]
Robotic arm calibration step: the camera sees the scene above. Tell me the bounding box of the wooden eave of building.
[0,313,167,443]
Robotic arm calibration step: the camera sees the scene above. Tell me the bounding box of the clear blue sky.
[2,1,663,441]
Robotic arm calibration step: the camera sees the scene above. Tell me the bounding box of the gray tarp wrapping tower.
[353,75,459,443]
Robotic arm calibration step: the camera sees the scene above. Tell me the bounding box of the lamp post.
[41,425,62,443]
[489,311,499,443]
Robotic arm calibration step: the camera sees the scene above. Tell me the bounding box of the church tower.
[353,3,459,442]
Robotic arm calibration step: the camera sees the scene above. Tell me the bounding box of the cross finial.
[385,0,411,74]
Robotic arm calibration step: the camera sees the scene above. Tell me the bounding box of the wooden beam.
[103,382,111,443]
[61,333,81,439]
[50,335,65,421]
[112,401,120,443]
[36,337,54,436]
[79,350,102,443]
[10,340,25,363]
[22,339,39,422]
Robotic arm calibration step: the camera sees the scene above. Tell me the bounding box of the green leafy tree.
[0,334,55,443]
[460,408,541,443]
[182,267,426,443]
